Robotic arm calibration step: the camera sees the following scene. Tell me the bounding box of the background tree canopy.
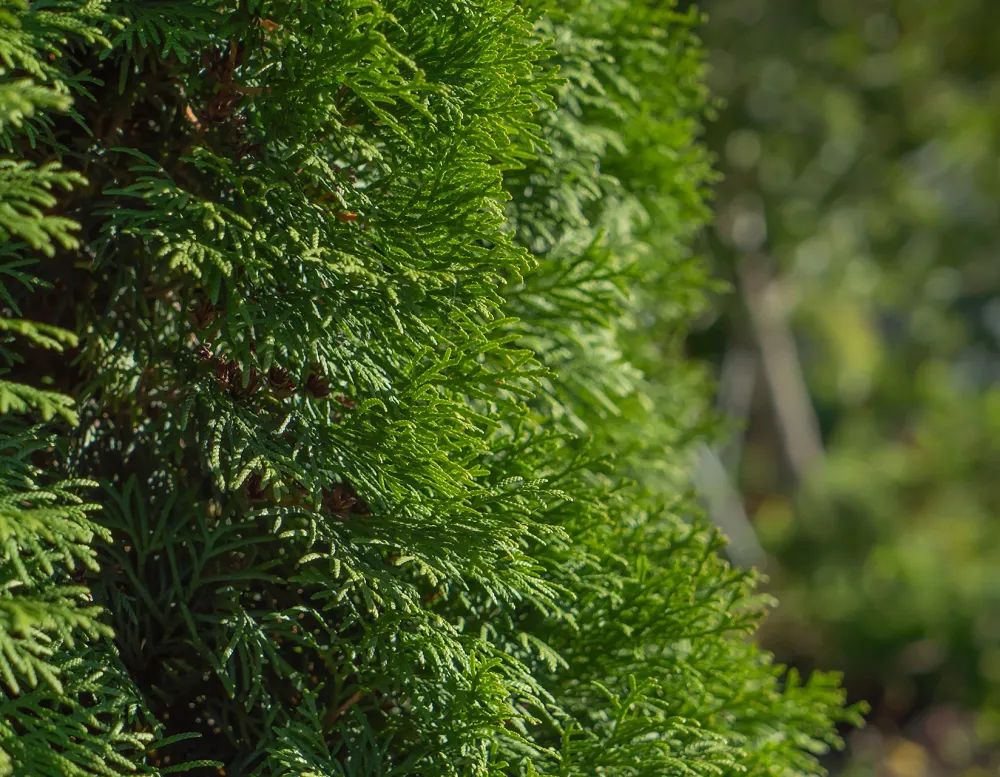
[697,0,1000,775]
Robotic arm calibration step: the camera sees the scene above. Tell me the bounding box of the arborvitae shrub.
[0,1,862,775]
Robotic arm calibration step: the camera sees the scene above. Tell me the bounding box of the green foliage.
[699,0,1000,772]
[2,0,858,775]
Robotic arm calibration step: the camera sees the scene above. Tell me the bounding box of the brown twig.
[324,690,363,727]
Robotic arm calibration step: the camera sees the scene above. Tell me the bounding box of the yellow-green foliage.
[0,1,858,775]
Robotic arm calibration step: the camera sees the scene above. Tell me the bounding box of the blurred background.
[688,1,1000,776]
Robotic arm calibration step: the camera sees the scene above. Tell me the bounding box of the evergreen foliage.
[1,0,859,775]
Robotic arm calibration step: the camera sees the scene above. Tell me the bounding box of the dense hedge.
[0,1,857,775]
